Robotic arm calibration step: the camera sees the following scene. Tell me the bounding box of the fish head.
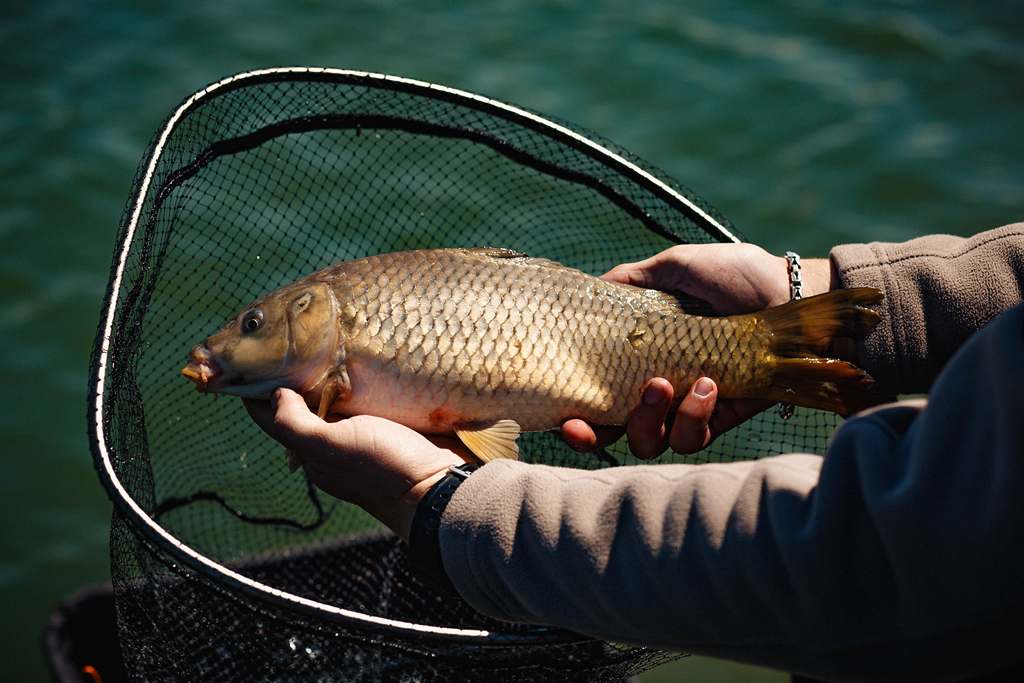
[181,281,340,399]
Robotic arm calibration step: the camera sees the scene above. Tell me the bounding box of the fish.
[181,248,883,463]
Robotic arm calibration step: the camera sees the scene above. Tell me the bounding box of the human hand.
[244,389,467,542]
[561,243,836,458]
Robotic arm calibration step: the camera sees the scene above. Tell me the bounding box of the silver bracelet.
[784,250,803,301]
[778,251,802,420]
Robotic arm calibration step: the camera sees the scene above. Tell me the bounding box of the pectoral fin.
[316,365,352,419]
[289,366,351,474]
[454,420,521,463]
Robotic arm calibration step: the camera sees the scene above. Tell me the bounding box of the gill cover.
[198,281,341,398]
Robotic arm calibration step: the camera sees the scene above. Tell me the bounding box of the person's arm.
[831,222,1024,394]
[440,304,1024,680]
[565,225,1024,454]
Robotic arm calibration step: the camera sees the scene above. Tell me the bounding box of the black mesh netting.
[88,69,842,681]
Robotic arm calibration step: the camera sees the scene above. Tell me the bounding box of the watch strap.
[407,463,479,592]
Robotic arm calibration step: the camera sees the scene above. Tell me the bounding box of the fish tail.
[756,287,886,415]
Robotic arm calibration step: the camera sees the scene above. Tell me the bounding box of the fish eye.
[242,309,264,334]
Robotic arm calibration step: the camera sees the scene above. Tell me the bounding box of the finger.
[561,419,624,452]
[601,249,689,291]
[269,388,329,452]
[627,378,674,459]
[668,377,717,454]
[561,419,598,451]
[601,258,666,288]
[601,261,644,285]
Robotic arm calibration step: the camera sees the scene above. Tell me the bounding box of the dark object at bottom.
[107,526,676,681]
[34,580,830,683]
[43,584,127,683]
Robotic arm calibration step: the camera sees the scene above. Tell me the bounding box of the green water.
[3,2,1021,679]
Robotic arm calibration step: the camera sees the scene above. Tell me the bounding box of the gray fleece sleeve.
[439,304,1024,681]
[830,222,1024,394]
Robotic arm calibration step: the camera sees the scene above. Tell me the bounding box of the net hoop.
[88,67,740,644]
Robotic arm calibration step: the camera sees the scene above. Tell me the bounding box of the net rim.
[88,66,739,643]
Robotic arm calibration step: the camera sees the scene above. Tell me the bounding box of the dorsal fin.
[462,247,528,259]
[463,247,588,275]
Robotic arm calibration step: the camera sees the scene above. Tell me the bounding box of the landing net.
[88,68,840,681]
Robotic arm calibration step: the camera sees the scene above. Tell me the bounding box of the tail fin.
[757,287,885,415]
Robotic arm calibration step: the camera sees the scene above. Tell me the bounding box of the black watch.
[407,463,479,592]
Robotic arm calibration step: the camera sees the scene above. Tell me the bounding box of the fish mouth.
[181,346,221,392]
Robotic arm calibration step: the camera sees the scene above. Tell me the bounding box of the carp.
[181,248,882,462]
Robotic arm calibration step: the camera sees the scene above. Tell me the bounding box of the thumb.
[601,261,645,285]
[601,250,688,291]
[271,388,327,451]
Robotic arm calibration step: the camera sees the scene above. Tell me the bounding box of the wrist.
[407,463,480,592]
[394,468,451,542]
[801,258,837,297]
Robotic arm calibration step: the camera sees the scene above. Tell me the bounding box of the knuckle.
[272,408,292,431]
[665,244,689,260]
[678,396,712,424]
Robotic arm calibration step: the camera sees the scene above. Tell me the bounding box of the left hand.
[244,388,467,541]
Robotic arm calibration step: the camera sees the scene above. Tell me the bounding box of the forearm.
[439,305,1024,679]
[830,222,1024,393]
[439,455,826,650]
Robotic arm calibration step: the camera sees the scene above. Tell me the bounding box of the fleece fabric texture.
[831,223,1024,393]
[438,224,1024,681]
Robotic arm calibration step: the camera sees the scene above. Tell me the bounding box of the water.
[3,2,1021,679]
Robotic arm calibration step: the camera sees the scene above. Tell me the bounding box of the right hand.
[244,389,469,542]
[561,243,836,458]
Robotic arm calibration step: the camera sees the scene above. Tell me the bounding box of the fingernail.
[693,377,714,398]
[643,383,663,406]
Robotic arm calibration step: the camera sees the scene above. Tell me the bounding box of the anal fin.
[454,420,521,463]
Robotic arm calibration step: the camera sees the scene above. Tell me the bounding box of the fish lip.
[180,345,221,392]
